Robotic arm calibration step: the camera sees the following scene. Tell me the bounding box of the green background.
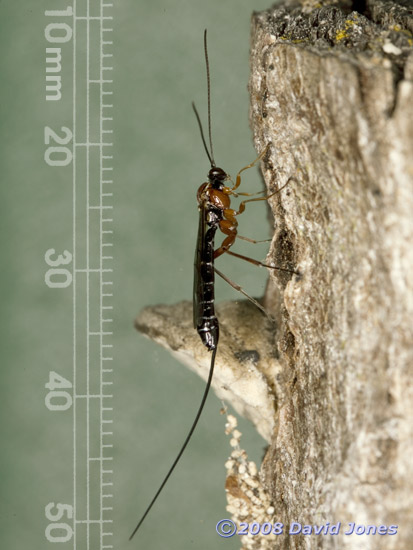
[1,1,276,549]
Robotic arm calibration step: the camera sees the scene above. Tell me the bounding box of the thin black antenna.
[192,29,216,167]
[203,29,215,166]
[129,347,218,541]
[192,102,213,166]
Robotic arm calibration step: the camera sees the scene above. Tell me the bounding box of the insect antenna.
[192,102,214,166]
[192,29,216,167]
[129,347,218,540]
[203,29,215,166]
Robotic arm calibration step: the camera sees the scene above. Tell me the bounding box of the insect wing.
[193,206,208,329]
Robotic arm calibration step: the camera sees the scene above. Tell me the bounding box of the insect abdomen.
[197,225,219,350]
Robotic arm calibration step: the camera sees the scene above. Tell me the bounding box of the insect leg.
[235,176,292,211]
[225,249,299,276]
[229,143,270,193]
[234,189,266,197]
[214,211,271,258]
[214,267,274,320]
[236,235,272,244]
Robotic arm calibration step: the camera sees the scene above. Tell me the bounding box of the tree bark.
[247,0,413,548]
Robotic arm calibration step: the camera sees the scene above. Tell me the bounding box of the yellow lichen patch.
[279,34,308,44]
[335,16,359,43]
[391,25,413,47]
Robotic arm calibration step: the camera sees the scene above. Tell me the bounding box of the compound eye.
[208,166,227,182]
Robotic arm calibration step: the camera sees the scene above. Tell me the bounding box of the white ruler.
[43,1,114,549]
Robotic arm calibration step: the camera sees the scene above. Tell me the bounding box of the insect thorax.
[206,205,222,226]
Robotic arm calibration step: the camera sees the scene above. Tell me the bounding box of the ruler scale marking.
[70,1,114,547]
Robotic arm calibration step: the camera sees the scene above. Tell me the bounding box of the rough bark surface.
[248,0,413,549]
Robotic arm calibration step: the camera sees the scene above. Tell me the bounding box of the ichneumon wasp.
[130,29,298,541]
